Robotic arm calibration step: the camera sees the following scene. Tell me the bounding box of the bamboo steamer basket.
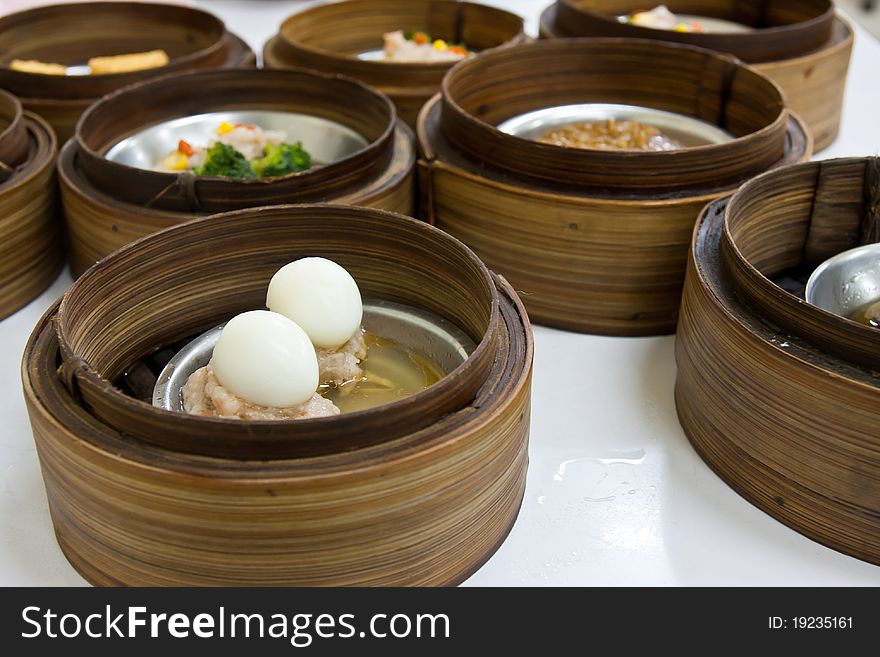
[262,0,527,127]
[675,157,880,564]
[0,2,255,143]
[0,96,60,320]
[539,2,853,152]
[22,204,533,586]
[417,38,812,335]
[60,68,416,277]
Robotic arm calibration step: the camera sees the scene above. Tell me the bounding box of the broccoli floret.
[193,142,256,179]
[251,142,312,178]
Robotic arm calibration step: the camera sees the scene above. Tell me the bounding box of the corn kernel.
[170,154,188,170]
[433,39,447,50]
[217,121,235,135]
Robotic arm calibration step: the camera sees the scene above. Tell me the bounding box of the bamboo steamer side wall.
[753,19,853,153]
[0,113,60,319]
[425,161,709,334]
[30,375,529,585]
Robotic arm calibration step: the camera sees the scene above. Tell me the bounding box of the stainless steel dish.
[805,243,880,320]
[357,49,386,60]
[105,110,368,171]
[496,103,734,147]
[153,299,477,412]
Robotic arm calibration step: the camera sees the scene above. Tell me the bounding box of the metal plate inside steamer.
[497,103,734,147]
[153,300,477,412]
[805,243,880,318]
[105,110,369,171]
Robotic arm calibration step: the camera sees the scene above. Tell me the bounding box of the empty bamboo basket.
[0,91,59,319]
[61,68,416,277]
[675,157,880,565]
[23,204,533,586]
[263,0,526,127]
[540,1,853,152]
[418,39,812,335]
[0,2,255,142]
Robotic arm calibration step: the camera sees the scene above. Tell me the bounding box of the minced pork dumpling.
[183,363,339,421]
[317,330,367,386]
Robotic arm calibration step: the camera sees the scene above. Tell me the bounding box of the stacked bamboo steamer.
[0,90,59,319]
[417,38,812,335]
[60,68,417,276]
[676,157,880,565]
[263,0,527,127]
[540,0,853,152]
[24,205,533,585]
[0,2,255,143]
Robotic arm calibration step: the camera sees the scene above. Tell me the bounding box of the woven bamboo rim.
[0,90,28,173]
[0,2,226,98]
[0,110,60,320]
[59,120,416,277]
[55,204,502,459]
[553,1,833,63]
[8,27,255,145]
[721,157,880,370]
[418,91,811,334]
[22,206,533,585]
[75,68,397,213]
[675,195,880,565]
[262,0,526,127]
[540,6,853,153]
[440,38,787,193]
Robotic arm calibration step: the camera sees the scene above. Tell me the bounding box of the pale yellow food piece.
[9,59,67,75]
[87,49,169,75]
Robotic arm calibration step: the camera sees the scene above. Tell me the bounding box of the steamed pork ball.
[267,257,366,386]
[183,310,339,420]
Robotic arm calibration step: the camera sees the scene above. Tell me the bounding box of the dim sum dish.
[23,204,533,585]
[61,68,416,276]
[617,4,753,34]
[372,29,473,62]
[540,1,852,152]
[0,90,60,320]
[417,38,811,335]
[155,256,475,421]
[263,0,525,126]
[0,2,255,142]
[675,156,880,565]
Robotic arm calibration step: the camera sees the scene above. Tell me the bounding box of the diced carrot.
[178,139,194,156]
[412,32,429,44]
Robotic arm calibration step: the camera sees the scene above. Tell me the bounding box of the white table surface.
[2,0,879,587]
